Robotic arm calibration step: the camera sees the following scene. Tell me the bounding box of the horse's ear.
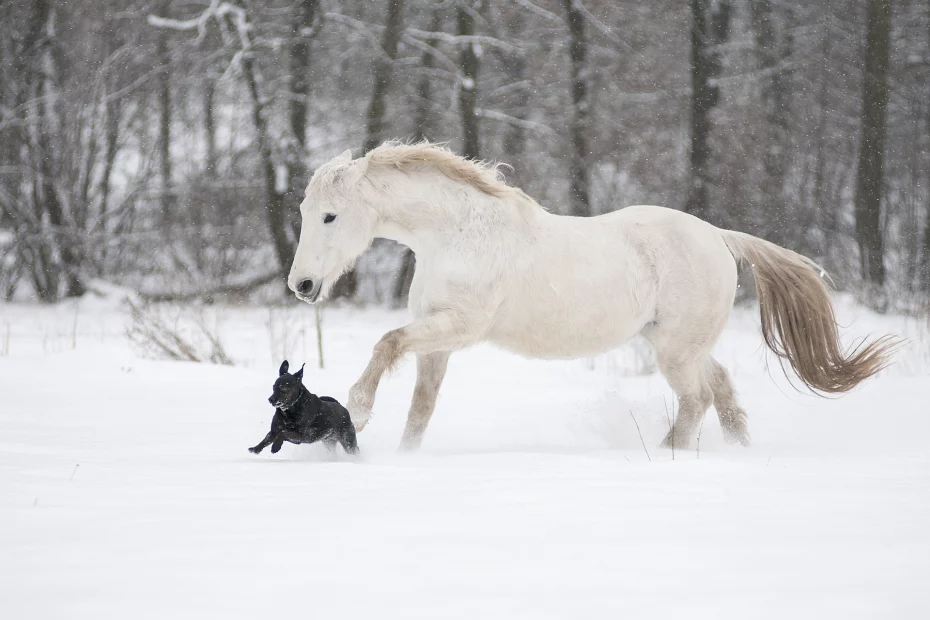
[337,148,353,162]
[279,360,289,376]
[294,364,305,381]
[341,157,369,187]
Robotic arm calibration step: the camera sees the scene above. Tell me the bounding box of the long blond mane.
[365,141,529,200]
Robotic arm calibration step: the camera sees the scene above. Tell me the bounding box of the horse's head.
[288,149,376,303]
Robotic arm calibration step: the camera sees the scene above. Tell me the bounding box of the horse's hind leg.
[707,358,750,446]
[643,304,727,450]
[399,351,451,452]
[655,355,714,450]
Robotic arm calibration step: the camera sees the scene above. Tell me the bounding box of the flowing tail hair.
[720,230,899,393]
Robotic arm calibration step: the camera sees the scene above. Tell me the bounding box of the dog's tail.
[720,229,898,393]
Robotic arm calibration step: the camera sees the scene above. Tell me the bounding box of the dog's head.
[269,360,305,409]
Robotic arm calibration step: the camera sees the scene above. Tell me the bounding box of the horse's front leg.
[348,311,484,432]
[399,351,451,452]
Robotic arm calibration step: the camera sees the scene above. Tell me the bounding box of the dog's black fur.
[248,360,358,456]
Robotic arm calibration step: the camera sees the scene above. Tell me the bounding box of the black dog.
[248,360,358,456]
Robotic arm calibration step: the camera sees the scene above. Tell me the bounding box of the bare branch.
[476,107,556,135]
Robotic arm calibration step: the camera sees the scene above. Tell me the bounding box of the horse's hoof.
[347,385,374,431]
[397,435,423,453]
[660,432,691,451]
[722,428,751,447]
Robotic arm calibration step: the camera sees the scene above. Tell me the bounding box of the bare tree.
[365,0,406,152]
[413,6,444,142]
[281,0,321,227]
[156,0,173,233]
[685,0,731,221]
[853,0,892,290]
[562,0,591,217]
[498,7,529,185]
[457,1,480,160]
[922,0,930,293]
[748,0,792,244]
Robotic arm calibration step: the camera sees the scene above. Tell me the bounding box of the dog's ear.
[294,364,305,381]
[279,360,289,376]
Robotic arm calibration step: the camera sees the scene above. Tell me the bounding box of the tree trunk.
[921,193,930,292]
[156,0,173,234]
[457,3,480,160]
[286,0,319,205]
[203,77,216,178]
[563,0,591,217]
[36,0,83,299]
[920,0,930,293]
[290,0,318,154]
[98,92,120,266]
[501,9,528,183]
[413,8,443,142]
[853,0,891,288]
[812,31,835,267]
[364,0,405,153]
[685,0,731,221]
[16,0,55,301]
[749,0,790,243]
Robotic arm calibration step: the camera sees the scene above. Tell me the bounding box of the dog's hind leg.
[339,427,360,456]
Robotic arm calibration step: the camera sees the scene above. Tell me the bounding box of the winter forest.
[1,0,927,308]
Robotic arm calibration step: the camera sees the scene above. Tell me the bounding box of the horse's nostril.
[297,279,315,296]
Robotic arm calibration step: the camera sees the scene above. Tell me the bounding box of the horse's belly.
[487,304,650,360]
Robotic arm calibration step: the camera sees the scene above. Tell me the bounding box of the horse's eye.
[323,213,336,224]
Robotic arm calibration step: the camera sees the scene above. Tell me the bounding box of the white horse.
[287,142,895,451]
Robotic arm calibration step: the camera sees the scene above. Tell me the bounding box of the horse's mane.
[365,141,529,201]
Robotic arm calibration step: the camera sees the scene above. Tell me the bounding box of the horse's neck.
[370,169,538,258]
[370,173,469,254]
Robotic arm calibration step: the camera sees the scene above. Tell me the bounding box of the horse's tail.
[720,229,898,393]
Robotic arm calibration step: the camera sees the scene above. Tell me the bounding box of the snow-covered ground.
[1,292,928,619]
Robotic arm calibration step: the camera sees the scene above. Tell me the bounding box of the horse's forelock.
[309,155,363,195]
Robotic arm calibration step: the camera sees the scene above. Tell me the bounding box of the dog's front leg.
[271,430,307,454]
[249,431,276,454]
